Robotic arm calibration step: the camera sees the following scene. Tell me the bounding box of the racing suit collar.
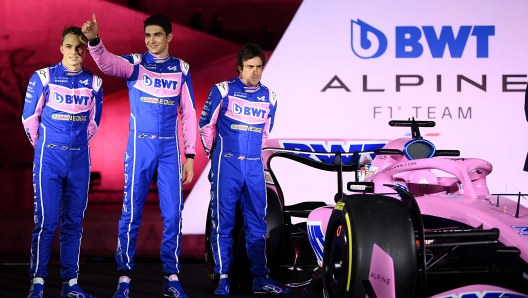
[236,77,261,93]
[60,62,83,76]
[145,51,170,64]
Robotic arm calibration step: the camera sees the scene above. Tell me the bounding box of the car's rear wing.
[262,138,390,167]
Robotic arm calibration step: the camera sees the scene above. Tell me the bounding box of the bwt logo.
[351,19,495,59]
[232,103,267,118]
[142,75,178,90]
[280,141,387,165]
[53,93,89,105]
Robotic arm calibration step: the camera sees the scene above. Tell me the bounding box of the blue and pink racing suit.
[88,39,196,274]
[199,77,277,276]
[22,62,103,280]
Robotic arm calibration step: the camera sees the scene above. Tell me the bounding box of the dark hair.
[61,26,87,43]
[144,14,172,36]
[236,43,266,74]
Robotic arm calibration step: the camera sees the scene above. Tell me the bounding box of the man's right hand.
[82,13,99,41]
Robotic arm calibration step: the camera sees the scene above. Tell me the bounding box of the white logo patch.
[270,91,277,106]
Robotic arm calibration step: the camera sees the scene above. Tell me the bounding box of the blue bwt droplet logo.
[351,19,388,59]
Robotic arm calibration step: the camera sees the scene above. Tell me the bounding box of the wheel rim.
[325,223,349,297]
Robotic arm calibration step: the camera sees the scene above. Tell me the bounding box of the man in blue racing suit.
[82,13,196,298]
[22,26,103,298]
[199,43,290,296]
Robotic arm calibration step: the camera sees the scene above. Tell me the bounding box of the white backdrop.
[183,0,528,234]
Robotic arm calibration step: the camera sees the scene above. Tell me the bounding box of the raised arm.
[83,13,134,79]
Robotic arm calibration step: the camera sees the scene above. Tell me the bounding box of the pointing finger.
[92,13,97,23]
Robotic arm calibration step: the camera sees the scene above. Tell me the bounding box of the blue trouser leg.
[157,137,183,274]
[210,144,269,275]
[116,132,157,272]
[30,139,89,280]
[59,145,90,280]
[210,145,244,275]
[241,158,269,276]
[30,140,63,278]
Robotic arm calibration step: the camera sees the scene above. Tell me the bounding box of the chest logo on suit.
[225,96,270,124]
[53,92,89,105]
[232,103,266,118]
[142,75,178,90]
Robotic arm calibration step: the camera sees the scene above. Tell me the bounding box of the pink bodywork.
[368,244,396,298]
[263,137,528,296]
[367,138,528,263]
[431,285,526,297]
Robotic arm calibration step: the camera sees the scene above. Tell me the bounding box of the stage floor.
[0,261,323,298]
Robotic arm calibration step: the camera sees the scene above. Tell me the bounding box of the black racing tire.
[322,194,416,298]
[205,187,285,288]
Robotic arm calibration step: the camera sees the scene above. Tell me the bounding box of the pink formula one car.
[205,119,528,298]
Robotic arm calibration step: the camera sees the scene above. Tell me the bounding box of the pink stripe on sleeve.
[199,103,222,157]
[262,116,271,147]
[88,39,134,79]
[87,100,98,140]
[180,79,196,155]
[22,93,46,147]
